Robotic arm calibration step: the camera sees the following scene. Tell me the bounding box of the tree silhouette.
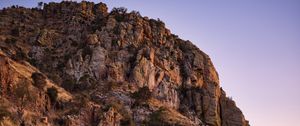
[37,2,43,9]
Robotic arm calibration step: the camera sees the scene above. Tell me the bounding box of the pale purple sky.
[1,0,300,126]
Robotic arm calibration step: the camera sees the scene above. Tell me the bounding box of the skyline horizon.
[1,0,300,126]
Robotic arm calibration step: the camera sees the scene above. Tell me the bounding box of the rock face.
[0,1,249,126]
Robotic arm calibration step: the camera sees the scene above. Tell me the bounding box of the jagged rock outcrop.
[0,1,249,126]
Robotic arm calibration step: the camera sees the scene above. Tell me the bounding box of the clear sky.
[1,0,300,126]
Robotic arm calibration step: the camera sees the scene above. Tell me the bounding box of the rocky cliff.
[0,1,249,126]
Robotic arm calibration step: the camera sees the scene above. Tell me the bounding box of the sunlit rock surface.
[0,1,249,126]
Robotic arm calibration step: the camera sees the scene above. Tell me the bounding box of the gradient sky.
[1,0,300,126]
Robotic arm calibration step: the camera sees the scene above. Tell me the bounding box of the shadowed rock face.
[0,1,249,126]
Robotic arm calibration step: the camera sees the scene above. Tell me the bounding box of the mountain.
[0,1,249,126]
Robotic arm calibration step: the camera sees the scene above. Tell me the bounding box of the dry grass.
[2,53,73,102]
[147,98,197,126]
[0,117,16,126]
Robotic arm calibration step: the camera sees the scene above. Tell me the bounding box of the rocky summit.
[0,1,249,126]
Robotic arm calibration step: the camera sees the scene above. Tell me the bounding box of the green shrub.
[62,78,76,91]
[4,38,17,44]
[111,39,120,47]
[28,58,37,66]
[37,2,43,9]
[63,54,71,61]
[82,46,93,58]
[113,27,120,35]
[157,18,165,27]
[148,107,166,126]
[11,28,19,36]
[31,72,47,89]
[77,92,91,108]
[47,87,58,104]
[13,51,28,61]
[78,74,96,89]
[131,86,152,102]
[111,7,127,15]
[47,73,62,85]
[111,7,127,22]
[120,117,135,126]
[130,10,141,17]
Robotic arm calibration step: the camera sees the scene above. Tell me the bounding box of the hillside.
[0,1,249,126]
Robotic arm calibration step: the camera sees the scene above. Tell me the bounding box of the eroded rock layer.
[0,1,249,126]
